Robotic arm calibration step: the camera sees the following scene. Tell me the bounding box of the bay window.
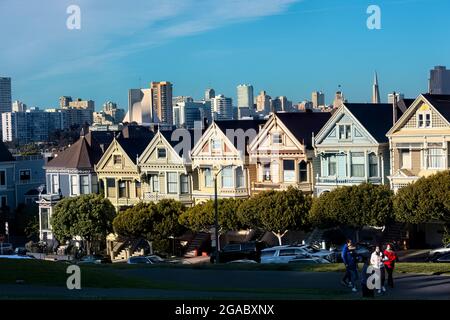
[221,167,233,188]
[235,167,244,188]
[351,152,365,177]
[299,161,308,182]
[70,175,79,195]
[328,155,337,176]
[80,175,90,194]
[167,172,178,194]
[180,174,189,194]
[283,160,296,182]
[263,163,271,181]
[426,145,445,169]
[369,153,378,177]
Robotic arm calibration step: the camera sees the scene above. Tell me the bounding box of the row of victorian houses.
[37,93,450,246]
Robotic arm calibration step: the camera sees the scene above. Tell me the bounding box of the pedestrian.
[347,244,359,292]
[370,245,386,294]
[361,256,374,298]
[341,239,353,288]
[384,243,397,288]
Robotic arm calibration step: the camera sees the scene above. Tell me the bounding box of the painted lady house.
[387,93,450,247]
[95,126,154,210]
[190,119,265,204]
[248,112,331,195]
[138,128,201,206]
[313,102,405,195]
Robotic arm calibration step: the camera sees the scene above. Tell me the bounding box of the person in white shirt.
[370,245,387,294]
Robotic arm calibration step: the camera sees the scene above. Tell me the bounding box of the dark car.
[333,243,372,263]
[429,252,450,263]
[0,243,14,255]
[211,241,267,263]
[77,254,112,264]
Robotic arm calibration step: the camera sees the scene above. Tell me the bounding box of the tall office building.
[429,66,450,94]
[173,101,212,129]
[12,100,27,112]
[388,93,404,104]
[94,101,125,125]
[0,77,12,139]
[272,96,292,112]
[173,96,193,105]
[372,72,380,104]
[256,91,271,114]
[312,91,325,108]
[204,88,215,101]
[211,95,233,120]
[2,109,66,144]
[333,91,346,109]
[124,89,153,124]
[151,81,173,125]
[237,84,254,118]
[62,98,94,126]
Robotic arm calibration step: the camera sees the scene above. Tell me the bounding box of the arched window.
[299,161,308,182]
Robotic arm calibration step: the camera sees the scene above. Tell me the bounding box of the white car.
[429,244,450,258]
[260,245,334,264]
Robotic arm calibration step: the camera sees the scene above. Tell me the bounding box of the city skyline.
[1,0,449,110]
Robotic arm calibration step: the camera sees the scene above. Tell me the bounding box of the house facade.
[190,120,265,204]
[138,129,197,206]
[314,103,397,195]
[37,131,117,241]
[248,112,331,195]
[387,94,450,192]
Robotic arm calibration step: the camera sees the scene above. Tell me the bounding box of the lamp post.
[213,164,236,264]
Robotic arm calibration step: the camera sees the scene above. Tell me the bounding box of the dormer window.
[157,148,167,159]
[338,125,351,140]
[113,155,122,165]
[418,113,431,128]
[272,133,282,144]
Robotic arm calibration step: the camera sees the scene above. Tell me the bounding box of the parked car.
[428,244,450,260]
[260,245,334,264]
[429,252,450,263]
[14,247,28,256]
[288,254,331,264]
[77,255,112,265]
[332,243,371,263]
[226,259,258,264]
[145,255,166,264]
[212,241,267,263]
[0,243,13,255]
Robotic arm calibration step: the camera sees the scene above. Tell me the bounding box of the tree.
[179,198,245,233]
[238,187,312,245]
[51,194,116,254]
[113,200,186,253]
[394,171,450,244]
[309,183,394,240]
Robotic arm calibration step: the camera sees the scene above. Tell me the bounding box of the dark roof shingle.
[0,141,14,162]
[344,103,394,143]
[275,112,332,148]
[422,93,450,122]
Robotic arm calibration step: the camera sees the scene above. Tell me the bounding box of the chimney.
[392,91,398,125]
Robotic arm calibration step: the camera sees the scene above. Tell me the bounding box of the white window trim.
[51,173,60,194]
[338,124,352,141]
[157,147,167,159]
[79,174,91,195]
[167,172,178,194]
[19,169,32,183]
[417,111,432,128]
[70,174,79,196]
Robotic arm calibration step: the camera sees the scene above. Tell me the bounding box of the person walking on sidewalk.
[384,243,397,288]
[370,245,386,294]
[341,239,353,288]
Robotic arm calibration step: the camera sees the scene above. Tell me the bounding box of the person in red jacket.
[383,243,397,288]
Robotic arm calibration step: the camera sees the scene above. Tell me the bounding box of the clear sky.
[1,0,449,111]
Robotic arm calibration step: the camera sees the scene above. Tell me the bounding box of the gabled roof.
[344,103,394,143]
[422,93,450,122]
[215,119,266,155]
[46,136,93,170]
[275,112,332,148]
[117,134,155,164]
[160,129,203,158]
[0,141,14,162]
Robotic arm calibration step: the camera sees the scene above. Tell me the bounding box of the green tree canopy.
[179,198,246,233]
[238,187,312,245]
[51,194,116,254]
[394,171,450,224]
[309,183,394,229]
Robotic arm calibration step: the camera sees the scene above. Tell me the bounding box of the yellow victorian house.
[138,129,199,206]
[190,120,265,204]
[387,93,450,192]
[95,128,154,210]
[248,112,331,195]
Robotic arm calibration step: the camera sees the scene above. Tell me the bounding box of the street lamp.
[213,164,238,264]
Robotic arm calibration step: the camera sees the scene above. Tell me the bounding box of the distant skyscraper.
[0,77,12,138]
[173,101,212,129]
[333,91,346,109]
[429,66,450,94]
[204,88,215,101]
[256,91,271,114]
[59,96,72,108]
[237,84,254,118]
[173,96,194,105]
[211,95,233,120]
[12,100,27,112]
[372,72,380,103]
[124,89,153,124]
[272,96,292,112]
[388,93,404,104]
[312,91,325,108]
[63,98,95,126]
[151,81,173,124]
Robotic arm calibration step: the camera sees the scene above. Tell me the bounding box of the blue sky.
[1,0,449,110]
